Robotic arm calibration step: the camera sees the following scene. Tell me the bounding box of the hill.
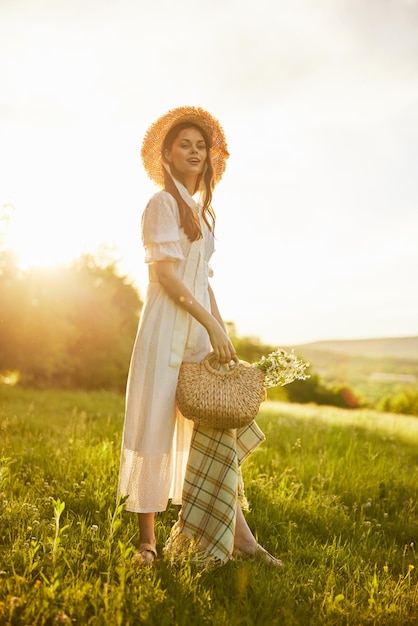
[289,336,418,405]
[295,335,418,361]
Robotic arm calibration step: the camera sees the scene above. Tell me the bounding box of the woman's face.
[164,127,207,179]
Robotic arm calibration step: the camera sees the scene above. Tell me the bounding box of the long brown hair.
[162,122,216,241]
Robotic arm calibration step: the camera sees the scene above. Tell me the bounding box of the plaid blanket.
[164,421,265,569]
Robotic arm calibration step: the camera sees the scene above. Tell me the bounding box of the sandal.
[233,543,283,567]
[135,543,158,566]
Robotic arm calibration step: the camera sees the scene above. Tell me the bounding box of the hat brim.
[141,106,229,188]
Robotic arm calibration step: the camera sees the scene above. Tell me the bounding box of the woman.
[117,106,282,568]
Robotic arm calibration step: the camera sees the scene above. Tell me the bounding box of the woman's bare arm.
[208,283,226,331]
[154,260,235,363]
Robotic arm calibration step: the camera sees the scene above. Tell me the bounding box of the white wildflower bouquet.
[251,348,310,389]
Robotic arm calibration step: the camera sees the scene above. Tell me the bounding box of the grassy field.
[1,388,418,625]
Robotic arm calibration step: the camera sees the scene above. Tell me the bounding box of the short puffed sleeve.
[141,192,184,263]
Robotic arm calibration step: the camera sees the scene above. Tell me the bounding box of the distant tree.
[62,255,141,389]
[377,390,418,416]
[0,250,27,369]
[0,252,142,390]
[226,323,276,364]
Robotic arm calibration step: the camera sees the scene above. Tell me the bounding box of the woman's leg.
[234,503,283,567]
[136,512,157,564]
[234,503,258,552]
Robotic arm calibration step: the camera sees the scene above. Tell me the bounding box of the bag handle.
[205,352,240,373]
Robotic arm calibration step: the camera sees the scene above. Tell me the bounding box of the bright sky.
[1,0,417,346]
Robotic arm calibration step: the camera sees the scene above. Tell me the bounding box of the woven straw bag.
[176,352,266,429]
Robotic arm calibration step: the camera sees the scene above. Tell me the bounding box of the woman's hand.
[207,318,236,364]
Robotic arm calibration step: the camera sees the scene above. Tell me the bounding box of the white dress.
[117,186,214,512]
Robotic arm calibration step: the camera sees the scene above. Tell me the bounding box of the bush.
[267,368,361,409]
[376,389,418,416]
[0,252,142,390]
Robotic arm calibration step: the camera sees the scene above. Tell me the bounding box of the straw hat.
[141,106,229,188]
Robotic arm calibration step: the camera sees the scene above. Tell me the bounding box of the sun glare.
[7,225,76,269]
[13,244,74,270]
[1,202,82,270]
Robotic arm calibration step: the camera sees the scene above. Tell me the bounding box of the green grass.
[1,388,418,625]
